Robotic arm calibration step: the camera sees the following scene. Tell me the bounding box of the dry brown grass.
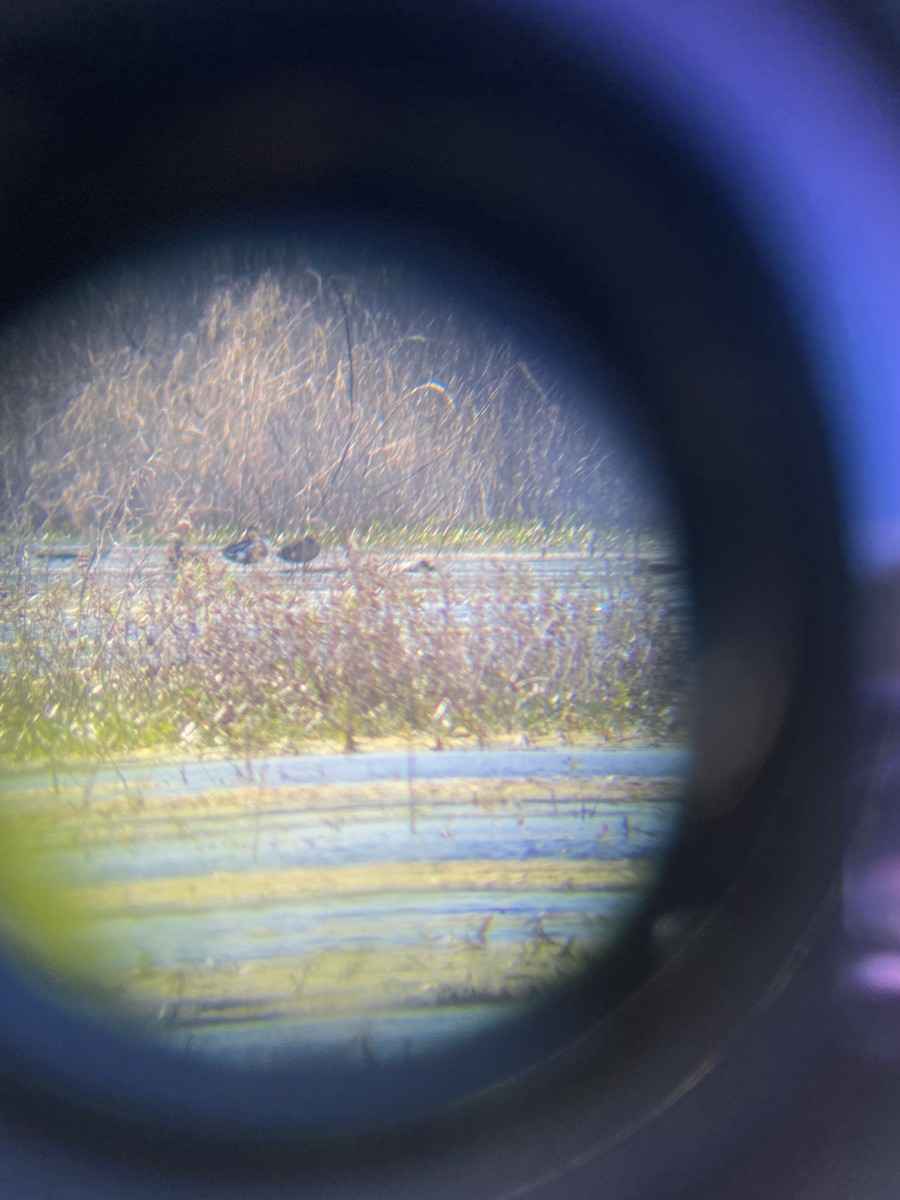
[0,267,648,541]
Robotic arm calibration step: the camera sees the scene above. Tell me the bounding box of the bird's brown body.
[277,535,320,566]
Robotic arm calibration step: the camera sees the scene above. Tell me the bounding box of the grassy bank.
[0,554,687,766]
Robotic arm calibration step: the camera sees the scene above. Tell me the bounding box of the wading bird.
[277,534,320,566]
[222,527,269,564]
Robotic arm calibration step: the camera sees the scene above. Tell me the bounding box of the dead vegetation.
[0,256,654,543]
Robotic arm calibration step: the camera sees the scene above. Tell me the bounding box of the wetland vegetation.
[0,545,685,765]
[0,243,686,767]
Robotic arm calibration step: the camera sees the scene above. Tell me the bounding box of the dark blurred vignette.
[695,4,900,1198]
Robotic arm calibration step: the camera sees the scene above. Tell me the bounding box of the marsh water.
[25,540,686,596]
[0,547,690,1067]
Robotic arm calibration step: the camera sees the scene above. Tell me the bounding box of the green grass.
[20,519,672,557]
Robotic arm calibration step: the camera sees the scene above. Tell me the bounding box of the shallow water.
[16,545,690,631]
[0,746,687,1066]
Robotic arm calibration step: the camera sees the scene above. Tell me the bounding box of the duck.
[277,534,320,566]
[222,527,269,564]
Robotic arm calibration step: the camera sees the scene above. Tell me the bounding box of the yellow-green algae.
[72,855,653,913]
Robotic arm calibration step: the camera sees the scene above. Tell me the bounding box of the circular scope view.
[0,237,690,1074]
